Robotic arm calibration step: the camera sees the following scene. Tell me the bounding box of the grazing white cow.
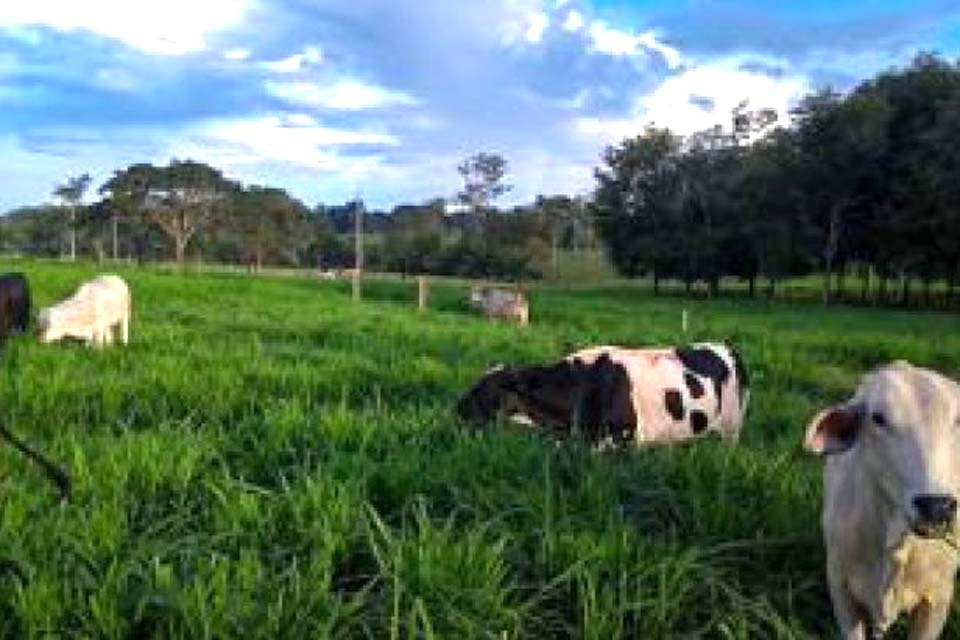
[804,361,960,640]
[38,275,131,347]
[469,285,529,325]
[457,342,750,446]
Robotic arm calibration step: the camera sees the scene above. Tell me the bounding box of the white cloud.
[587,21,682,69]
[574,61,810,141]
[223,48,252,61]
[563,10,584,32]
[262,45,323,73]
[93,68,140,92]
[265,79,419,111]
[525,12,549,43]
[0,0,254,55]
[180,114,398,171]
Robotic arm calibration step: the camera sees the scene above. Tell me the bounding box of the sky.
[1,0,959,212]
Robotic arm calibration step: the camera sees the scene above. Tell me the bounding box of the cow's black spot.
[664,389,685,421]
[676,346,730,411]
[690,410,708,434]
[684,373,704,399]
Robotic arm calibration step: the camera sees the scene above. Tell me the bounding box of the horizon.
[2,0,959,212]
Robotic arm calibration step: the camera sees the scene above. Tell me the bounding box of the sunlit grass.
[1,259,957,638]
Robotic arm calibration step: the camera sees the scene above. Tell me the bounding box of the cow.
[469,285,529,326]
[804,361,960,640]
[0,273,31,337]
[38,275,131,347]
[457,342,750,446]
[0,423,71,500]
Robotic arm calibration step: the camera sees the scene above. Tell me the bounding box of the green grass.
[1,260,958,639]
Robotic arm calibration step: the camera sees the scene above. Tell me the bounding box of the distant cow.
[805,362,960,639]
[469,286,529,325]
[457,342,750,446]
[0,273,30,337]
[38,275,131,347]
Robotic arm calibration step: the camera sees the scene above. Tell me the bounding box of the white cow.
[805,361,960,639]
[38,275,131,347]
[469,285,529,325]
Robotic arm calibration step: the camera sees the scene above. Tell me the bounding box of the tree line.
[593,53,960,306]
[2,53,959,306]
[0,155,595,281]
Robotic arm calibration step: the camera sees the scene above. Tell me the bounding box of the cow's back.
[567,343,748,444]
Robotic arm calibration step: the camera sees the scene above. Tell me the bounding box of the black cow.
[0,273,31,336]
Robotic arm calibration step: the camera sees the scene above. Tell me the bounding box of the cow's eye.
[872,412,887,427]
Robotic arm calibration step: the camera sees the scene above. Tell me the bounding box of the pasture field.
[1,261,959,639]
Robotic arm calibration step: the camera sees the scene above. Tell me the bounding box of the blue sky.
[1,0,959,211]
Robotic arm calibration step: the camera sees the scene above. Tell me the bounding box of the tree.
[791,89,890,303]
[232,186,306,270]
[53,173,91,261]
[100,163,153,260]
[457,152,512,216]
[153,160,235,264]
[592,128,682,291]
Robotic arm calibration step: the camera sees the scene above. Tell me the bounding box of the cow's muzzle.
[912,494,958,536]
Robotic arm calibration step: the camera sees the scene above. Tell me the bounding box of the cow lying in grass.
[38,275,131,347]
[457,342,750,446]
[469,286,529,326]
[805,361,960,640]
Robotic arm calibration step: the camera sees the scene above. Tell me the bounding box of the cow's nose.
[913,494,958,526]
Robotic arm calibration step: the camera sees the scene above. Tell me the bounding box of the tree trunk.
[748,275,756,298]
[949,271,958,310]
[901,274,911,307]
[878,275,887,306]
[69,206,77,262]
[653,270,660,296]
[709,276,720,298]
[175,235,187,266]
[836,264,846,302]
[822,204,841,305]
[767,276,776,298]
[922,278,932,308]
[112,214,118,260]
[551,232,559,281]
[860,266,870,304]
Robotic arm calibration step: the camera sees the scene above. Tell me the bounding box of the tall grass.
[1,260,958,638]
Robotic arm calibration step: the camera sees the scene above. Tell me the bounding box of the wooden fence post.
[418,276,428,312]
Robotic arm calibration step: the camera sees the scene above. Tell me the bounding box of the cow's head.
[469,286,486,306]
[456,364,524,424]
[36,308,57,343]
[805,362,960,539]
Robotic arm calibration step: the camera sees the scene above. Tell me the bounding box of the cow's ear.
[804,403,862,455]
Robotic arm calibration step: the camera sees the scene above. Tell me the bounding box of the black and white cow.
[457,342,750,446]
[0,273,31,337]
